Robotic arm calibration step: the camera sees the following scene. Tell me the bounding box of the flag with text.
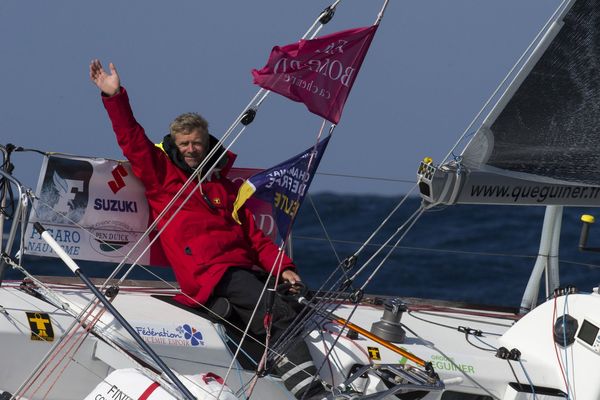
[252,25,378,124]
[233,135,331,240]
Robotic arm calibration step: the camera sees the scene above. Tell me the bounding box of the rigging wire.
[315,171,415,184]
[307,194,341,263]
[561,293,575,400]
[293,234,600,271]
[13,144,419,188]
[344,206,424,288]
[350,185,417,265]
[272,190,423,360]
[552,294,570,398]
[465,335,497,353]
[275,158,421,397]
[506,360,523,389]
[358,206,424,291]
[216,250,289,399]
[265,187,422,353]
[31,301,108,400]
[406,310,506,336]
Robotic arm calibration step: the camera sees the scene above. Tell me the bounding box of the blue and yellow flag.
[233,135,331,240]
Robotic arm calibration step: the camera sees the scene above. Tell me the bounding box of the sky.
[0,0,562,196]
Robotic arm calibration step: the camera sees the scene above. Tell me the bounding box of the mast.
[519,205,562,313]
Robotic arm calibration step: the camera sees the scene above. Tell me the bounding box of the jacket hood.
[161,133,236,178]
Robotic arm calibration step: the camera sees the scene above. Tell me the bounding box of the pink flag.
[252,25,378,124]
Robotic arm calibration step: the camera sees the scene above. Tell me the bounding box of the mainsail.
[420,0,600,206]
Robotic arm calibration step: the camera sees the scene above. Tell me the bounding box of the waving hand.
[89,59,120,96]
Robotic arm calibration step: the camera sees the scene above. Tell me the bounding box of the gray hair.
[169,112,209,139]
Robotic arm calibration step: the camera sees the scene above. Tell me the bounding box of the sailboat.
[2,0,600,398]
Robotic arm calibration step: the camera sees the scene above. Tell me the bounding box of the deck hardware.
[371,298,407,343]
[240,109,256,125]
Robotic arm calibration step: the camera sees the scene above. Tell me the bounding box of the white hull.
[1,276,596,399]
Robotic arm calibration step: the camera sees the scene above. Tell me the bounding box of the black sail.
[467,0,600,186]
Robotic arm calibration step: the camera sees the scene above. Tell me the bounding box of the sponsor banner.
[26,155,159,265]
[25,155,275,266]
[426,168,600,206]
[134,322,205,347]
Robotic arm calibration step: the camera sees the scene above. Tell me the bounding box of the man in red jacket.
[90,59,325,399]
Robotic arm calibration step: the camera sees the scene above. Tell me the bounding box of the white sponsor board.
[25,154,159,265]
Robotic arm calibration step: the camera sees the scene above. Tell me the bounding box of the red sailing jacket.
[102,87,295,306]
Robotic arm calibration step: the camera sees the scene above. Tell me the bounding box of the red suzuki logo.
[108,164,128,193]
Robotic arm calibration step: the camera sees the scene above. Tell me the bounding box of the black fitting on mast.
[241,109,256,125]
[104,285,120,299]
[338,256,358,292]
[319,6,336,24]
[349,288,364,304]
[342,255,357,270]
[339,278,354,292]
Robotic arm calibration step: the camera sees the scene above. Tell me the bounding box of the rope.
[517,360,538,400]
[552,294,570,397]
[561,293,574,399]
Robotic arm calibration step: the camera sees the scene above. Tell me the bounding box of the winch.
[371,298,407,343]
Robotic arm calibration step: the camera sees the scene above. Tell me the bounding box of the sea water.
[3,195,599,308]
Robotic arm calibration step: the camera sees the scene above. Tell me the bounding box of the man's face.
[174,129,209,169]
